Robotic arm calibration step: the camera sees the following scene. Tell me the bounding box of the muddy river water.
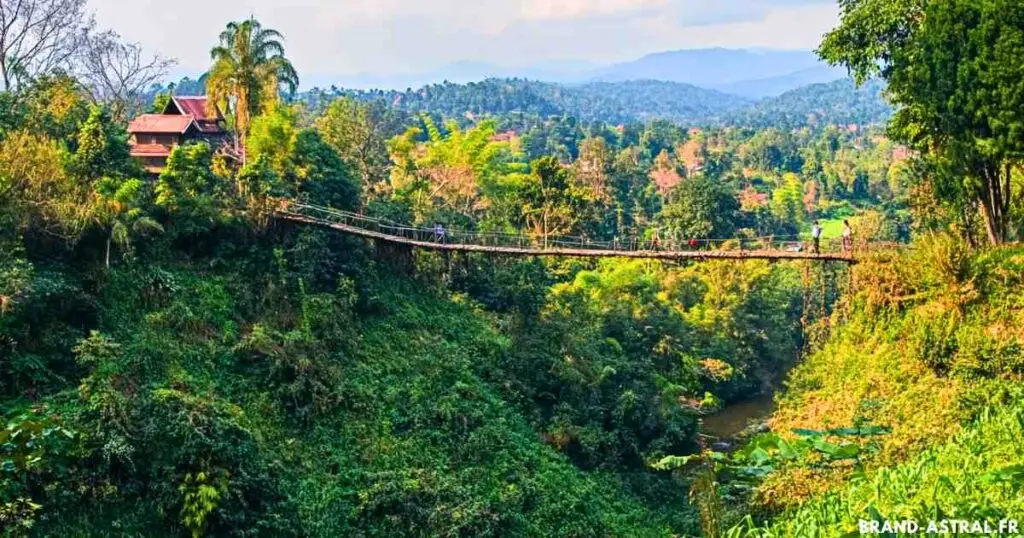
[700,393,776,441]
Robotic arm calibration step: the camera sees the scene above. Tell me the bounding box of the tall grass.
[732,240,1024,533]
[730,392,1024,537]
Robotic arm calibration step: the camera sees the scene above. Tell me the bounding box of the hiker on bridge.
[842,220,853,253]
[811,220,823,254]
[434,223,446,244]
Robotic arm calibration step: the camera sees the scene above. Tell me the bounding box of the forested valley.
[1,0,1023,537]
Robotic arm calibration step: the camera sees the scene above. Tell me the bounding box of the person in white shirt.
[842,220,853,253]
[811,221,823,254]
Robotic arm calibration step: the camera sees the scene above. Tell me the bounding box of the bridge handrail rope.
[276,199,850,255]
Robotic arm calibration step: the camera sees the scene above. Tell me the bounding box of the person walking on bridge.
[434,223,446,244]
[842,220,853,253]
[811,220,823,254]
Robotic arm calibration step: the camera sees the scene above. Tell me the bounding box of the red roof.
[167,96,213,121]
[169,96,226,134]
[127,114,196,134]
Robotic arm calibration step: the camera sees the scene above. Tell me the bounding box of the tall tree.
[661,176,739,241]
[649,149,682,196]
[246,105,360,210]
[0,0,93,91]
[820,0,1023,244]
[315,97,400,199]
[155,143,226,236]
[387,117,519,225]
[206,18,298,139]
[91,177,162,268]
[78,31,175,123]
[515,156,587,246]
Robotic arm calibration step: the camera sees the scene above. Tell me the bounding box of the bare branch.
[0,0,92,91]
[76,31,175,122]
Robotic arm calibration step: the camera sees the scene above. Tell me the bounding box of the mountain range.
[316,77,891,129]
[306,48,848,99]
[167,47,887,129]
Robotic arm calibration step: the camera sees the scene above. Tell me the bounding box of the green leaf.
[651,454,699,471]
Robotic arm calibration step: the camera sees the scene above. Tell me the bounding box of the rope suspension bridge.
[274,201,863,264]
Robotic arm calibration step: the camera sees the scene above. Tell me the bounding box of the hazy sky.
[88,0,839,78]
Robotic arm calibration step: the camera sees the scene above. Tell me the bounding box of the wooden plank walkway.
[277,211,857,264]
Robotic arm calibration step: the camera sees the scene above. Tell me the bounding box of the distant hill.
[728,79,892,129]
[334,79,752,124]
[317,77,892,129]
[713,65,846,99]
[307,60,598,91]
[587,48,824,87]
[306,48,850,98]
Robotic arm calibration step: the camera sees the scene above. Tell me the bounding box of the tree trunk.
[978,165,1006,245]
[979,201,1000,245]
[543,211,548,249]
[0,55,8,91]
[105,235,112,269]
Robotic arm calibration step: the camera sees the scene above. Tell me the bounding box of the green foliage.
[770,173,805,227]
[150,92,172,113]
[15,74,92,142]
[821,0,1024,243]
[179,469,228,538]
[732,79,891,130]
[246,106,361,210]
[315,78,892,130]
[388,116,525,225]
[730,393,1024,537]
[207,17,299,135]
[661,175,740,240]
[93,177,164,266]
[292,129,360,210]
[155,143,228,236]
[741,244,1024,520]
[315,97,399,190]
[71,106,136,181]
[507,155,597,243]
[329,79,751,125]
[4,17,1012,538]
[490,259,802,471]
[0,410,75,533]
[246,105,299,175]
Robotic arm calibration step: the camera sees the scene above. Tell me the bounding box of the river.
[701,393,776,442]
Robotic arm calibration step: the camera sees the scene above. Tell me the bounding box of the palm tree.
[206,18,298,141]
[93,178,163,268]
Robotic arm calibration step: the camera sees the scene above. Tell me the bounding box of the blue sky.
[89,0,839,78]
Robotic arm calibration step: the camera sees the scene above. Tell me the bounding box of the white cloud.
[672,3,839,48]
[519,0,666,21]
[84,0,840,81]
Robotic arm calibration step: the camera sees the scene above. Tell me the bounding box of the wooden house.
[127,96,234,173]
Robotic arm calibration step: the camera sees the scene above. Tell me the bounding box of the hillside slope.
[340,79,751,124]
[728,79,891,129]
[7,228,698,536]
[728,239,1024,535]
[320,77,890,128]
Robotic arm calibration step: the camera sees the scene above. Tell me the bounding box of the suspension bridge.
[274,201,862,263]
